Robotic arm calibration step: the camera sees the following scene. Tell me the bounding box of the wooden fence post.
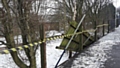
[68,50,72,59]
[116,19,119,27]
[94,21,97,41]
[103,21,105,36]
[39,23,46,68]
[79,25,83,51]
[97,27,100,39]
[108,20,109,33]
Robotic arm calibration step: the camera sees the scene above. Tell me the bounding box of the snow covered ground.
[59,26,120,68]
[0,26,120,68]
[0,30,68,68]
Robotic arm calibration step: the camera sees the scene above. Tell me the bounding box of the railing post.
[79,25,83,51]
[68,50,72,58]
[116,19,119,27]
[39,23,46,68]
[103,20,105,36]
[108,20,109,33]
[97,27,100,39]
[94,21,97,41]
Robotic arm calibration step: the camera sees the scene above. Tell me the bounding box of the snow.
[0,37,6,48]
[46,39,68,68]
[0,54,19,68]
[0,30,68,68]
[0,26,120,68]
[68,27,120,68]
[70,40,115,68]
[0,35,22,48]
[45,30,62,37]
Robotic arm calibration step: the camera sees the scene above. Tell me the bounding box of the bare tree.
[85,0,112,22]
[0,0,46,68]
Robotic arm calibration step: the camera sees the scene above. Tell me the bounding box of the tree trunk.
[1,0,37,68]
[4,25,28,68]
[29,47,36,68]
[1,0,28,67]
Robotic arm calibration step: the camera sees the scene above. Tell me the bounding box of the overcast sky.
[113,0,120,8]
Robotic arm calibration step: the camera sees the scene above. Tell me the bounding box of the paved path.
[103,43,120,68]
[58,27,120,68]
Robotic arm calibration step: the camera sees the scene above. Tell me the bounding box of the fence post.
[94,21,97,41]
[39,23,46,68]
[97,27,100,39]
[108,20,109,33]
[116,19,119,27]
[68,50,72,58]
[79,25,83,51]
[103,21,105,36]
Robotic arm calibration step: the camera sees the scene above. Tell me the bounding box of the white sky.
[113,0,120,8]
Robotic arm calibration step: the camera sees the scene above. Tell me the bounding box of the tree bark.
[1,0,28,67]
[1,0,37,68]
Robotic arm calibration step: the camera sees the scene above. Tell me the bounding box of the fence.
[0,19,118,68]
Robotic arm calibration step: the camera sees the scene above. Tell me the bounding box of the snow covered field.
[0,26,120,68]
[0,31,68,68]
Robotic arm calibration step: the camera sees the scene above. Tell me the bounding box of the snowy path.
[58,26,120,68]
